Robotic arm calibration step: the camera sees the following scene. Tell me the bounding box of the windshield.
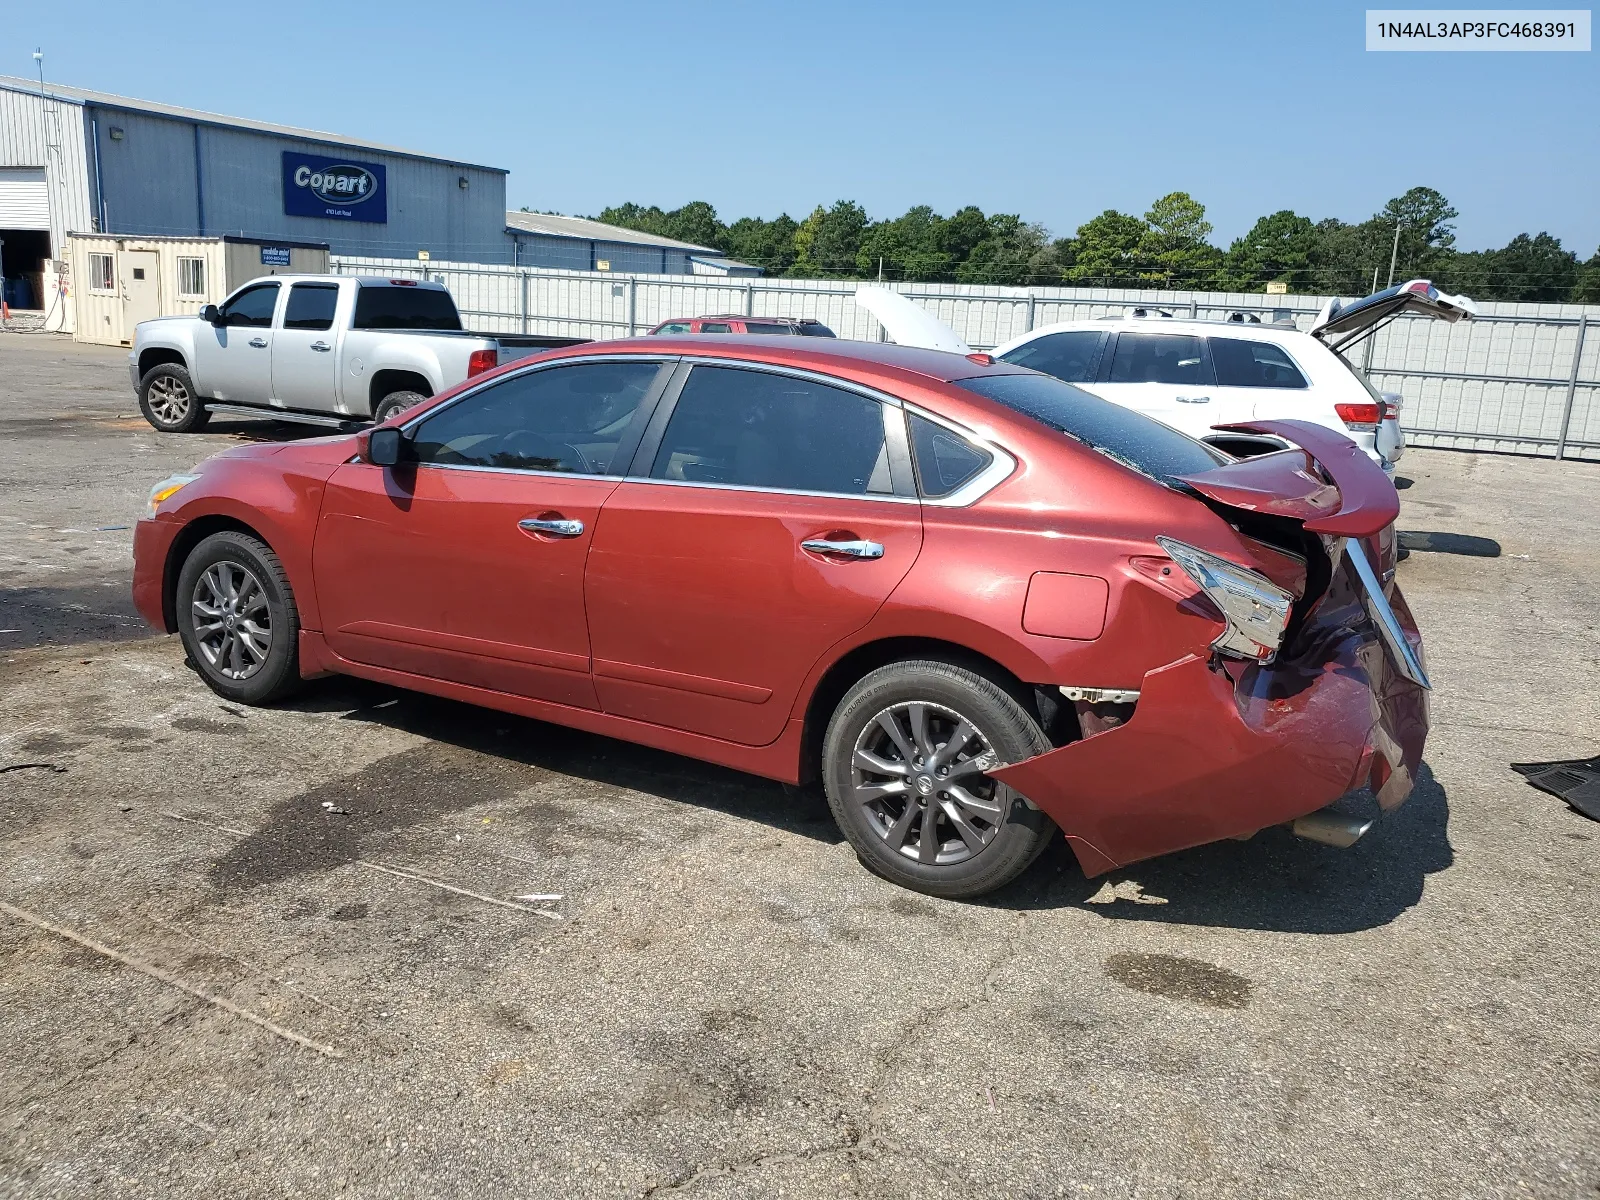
[954,372,1229,484]
[352,285,463,331]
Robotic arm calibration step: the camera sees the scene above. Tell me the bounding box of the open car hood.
[1178,418,1400,537]
[854,287,973,354]
[1309,279,1476,351]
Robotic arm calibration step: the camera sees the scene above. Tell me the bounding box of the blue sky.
[9,0,1598,252]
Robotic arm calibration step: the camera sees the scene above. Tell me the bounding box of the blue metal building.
[0,74,512,265]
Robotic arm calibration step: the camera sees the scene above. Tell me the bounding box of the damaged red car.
[132,337,1429,898]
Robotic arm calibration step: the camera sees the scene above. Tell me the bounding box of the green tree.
[1574,247,1600,303]
[1062,210,1149,286]
[721,214,799,274]
[956,215,1052,286]
[1221,210,1318,292]
[790,201,868,276]
[1474,233,1578,302]
[1137,192,1222,287]
[856,206,954,280]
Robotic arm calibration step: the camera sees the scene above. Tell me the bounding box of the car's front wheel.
[823,660,1056,899]
[138,363,210,433]
[176,531,303,705]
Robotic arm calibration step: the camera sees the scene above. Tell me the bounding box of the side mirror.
[365,427,406,467]
[199,304,222,325]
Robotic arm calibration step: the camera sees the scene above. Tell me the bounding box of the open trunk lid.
[854,286,973,354]
[1175,418,1400,537]
[1309,279,1476,352]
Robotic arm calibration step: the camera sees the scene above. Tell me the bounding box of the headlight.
[147,473,201,516]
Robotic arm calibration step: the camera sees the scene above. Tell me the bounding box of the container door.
[121,251,160,333]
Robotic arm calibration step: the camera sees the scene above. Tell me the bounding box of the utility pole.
[1386,218,1403,288]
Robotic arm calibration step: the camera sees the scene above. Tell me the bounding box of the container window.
[177,257,206,297]
[88,253,114,293]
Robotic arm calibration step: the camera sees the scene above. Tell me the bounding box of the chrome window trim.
[411,460,621,483]
[669,355,906,408]
[397,354,676,437]
[617,475,920,505]
[902,403,1017,508]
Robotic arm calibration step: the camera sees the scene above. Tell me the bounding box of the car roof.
[655,314,824,324]
[532,334,1016,388]
[998,317,1313,350]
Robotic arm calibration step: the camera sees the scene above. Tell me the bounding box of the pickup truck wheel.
[176,531,302,705]
[138,364,210,433]
[822,660,1056,899]
[372,390,428,424]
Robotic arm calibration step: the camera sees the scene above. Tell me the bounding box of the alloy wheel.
[851,700,1009,865]
[191,560,272,680]
[147,374,191,423]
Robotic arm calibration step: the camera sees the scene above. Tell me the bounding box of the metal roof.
[0,74,505,173]
[504,210,723,255]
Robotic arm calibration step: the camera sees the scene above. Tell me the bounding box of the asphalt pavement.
[1,331,1597,1199]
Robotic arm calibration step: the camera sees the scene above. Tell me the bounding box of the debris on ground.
[1512,757,1600,821]
[320,801,349,815]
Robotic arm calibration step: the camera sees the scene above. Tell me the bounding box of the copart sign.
[282,152,388,224]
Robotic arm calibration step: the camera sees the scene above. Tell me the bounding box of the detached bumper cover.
[992,579,1428,876]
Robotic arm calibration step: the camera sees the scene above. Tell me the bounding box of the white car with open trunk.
[858,280,1477,473]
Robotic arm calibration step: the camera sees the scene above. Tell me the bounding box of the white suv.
[861,281,1476,472]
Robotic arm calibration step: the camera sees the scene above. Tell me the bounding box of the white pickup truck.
[128,275,584,432]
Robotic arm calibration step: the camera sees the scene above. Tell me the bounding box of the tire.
[138,363,210,433]
[372,389,428,424]
[175,531,303,705]
[822,659,1056,899]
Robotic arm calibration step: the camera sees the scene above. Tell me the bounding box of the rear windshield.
[352,285,463,331]
[954,372,1228,484]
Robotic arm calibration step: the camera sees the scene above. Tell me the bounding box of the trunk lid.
[1176,418,1399,538]
[1309,279,1476,352]
[854,286,973,354]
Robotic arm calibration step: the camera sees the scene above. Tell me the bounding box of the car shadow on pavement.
[987,763,1454,934]
[207,677,843,891]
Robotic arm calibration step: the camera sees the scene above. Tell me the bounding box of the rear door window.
[955,373,1227,485]
[352,286,463,331]
[409,361,663,475]
[997,330,1107,383]
[742,322,796,335]
[1107,333,1209,385]
[650,366,892,495]
[220,283,279,327]
[283,284,339,331]
[1209,337,1308,388]
[700,322,733,334]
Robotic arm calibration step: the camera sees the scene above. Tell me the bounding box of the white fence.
[332,256,1600,461]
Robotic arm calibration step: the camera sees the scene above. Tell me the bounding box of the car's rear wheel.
[372,389,428,424]
[139,363,210,433]
[823,660,1056,899]
[176,531,302,705]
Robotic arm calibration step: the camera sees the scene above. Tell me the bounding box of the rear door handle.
[519,517,584,538]
[801,538,884,559]
[1175,394,1211,404]
[310,341,332,352]
[249,337,268,348]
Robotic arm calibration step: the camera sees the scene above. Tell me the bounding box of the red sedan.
[133,337,1429,898]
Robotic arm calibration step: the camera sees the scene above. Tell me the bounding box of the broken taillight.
[1155,537,1295,664]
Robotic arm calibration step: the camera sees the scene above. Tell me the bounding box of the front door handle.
[310,341,332,352]
[1175,394,1211,404]
[520,517,584,538]
[801,538,884,559]
[249,337,269,348]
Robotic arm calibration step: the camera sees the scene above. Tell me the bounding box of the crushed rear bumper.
[991,577,1428,877]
